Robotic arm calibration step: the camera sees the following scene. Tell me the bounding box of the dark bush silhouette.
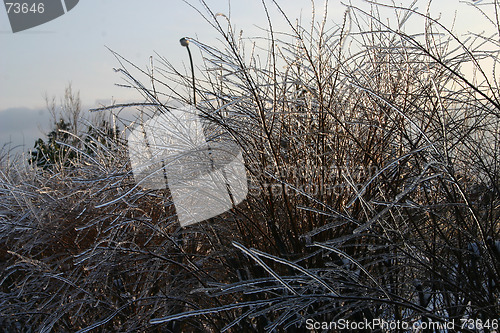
[1,1,499,332]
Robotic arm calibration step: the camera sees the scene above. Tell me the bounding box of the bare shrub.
[1,1,499,332]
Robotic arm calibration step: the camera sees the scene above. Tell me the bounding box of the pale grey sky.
[0,0,492,151]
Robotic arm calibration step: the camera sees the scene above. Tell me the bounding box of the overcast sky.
[0,0,492,152]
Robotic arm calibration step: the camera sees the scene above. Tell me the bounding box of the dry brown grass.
[1,1,499,331]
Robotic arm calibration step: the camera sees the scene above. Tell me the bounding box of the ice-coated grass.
[1,1,499,331]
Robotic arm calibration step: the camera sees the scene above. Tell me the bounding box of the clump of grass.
[1,0,499,331]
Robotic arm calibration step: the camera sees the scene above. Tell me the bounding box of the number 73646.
[5,2,45,14]
[460,318,498,330]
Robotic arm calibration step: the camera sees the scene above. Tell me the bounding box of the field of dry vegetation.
[1,1,499,332]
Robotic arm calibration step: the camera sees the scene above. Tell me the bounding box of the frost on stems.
[1,0,500,332]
